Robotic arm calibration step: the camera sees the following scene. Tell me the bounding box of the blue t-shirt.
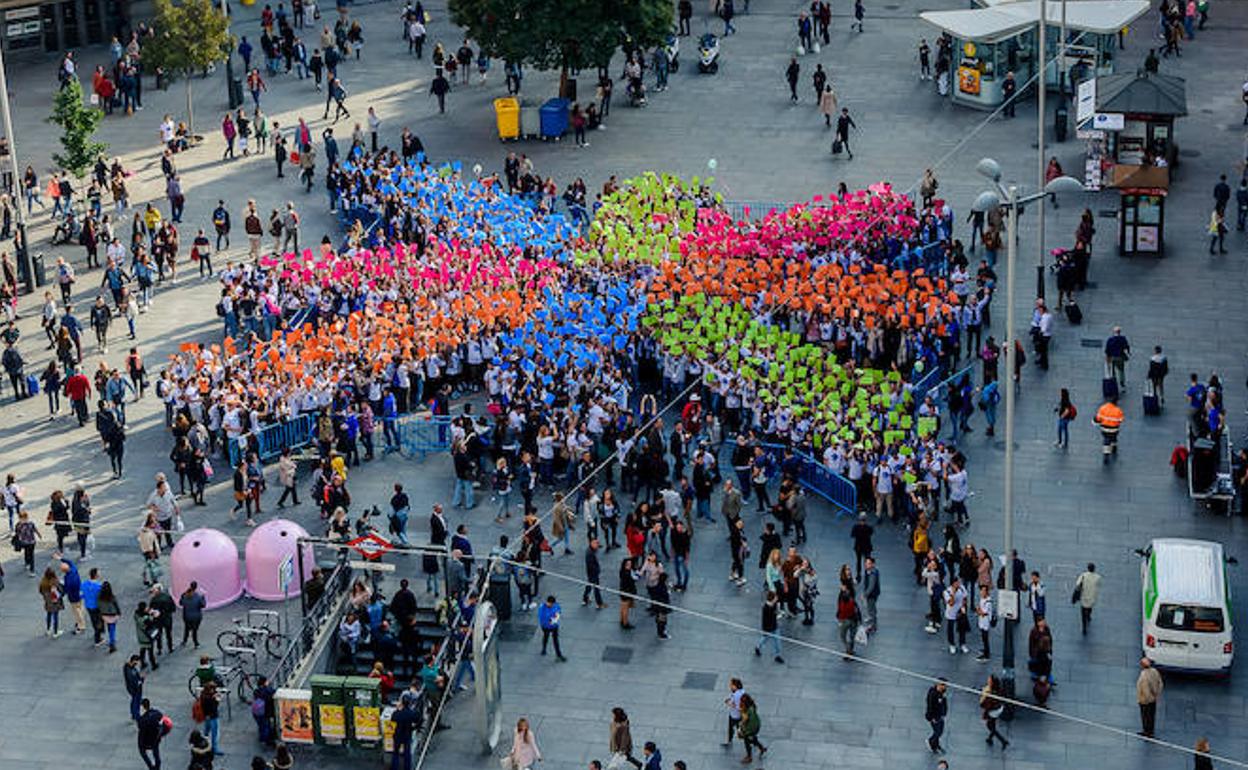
[81,578,103,609]
[537,602,561,630]
[61,559,82,603]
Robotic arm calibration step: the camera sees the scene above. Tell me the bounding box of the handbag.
[1070,582,1082,604]
[174,514,186,533]
[10,534,20,551]
[203,459,215,479]
[853,625,869,647]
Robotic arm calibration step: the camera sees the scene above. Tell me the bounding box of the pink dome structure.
[170,528,244,610]
[244,519,316,601]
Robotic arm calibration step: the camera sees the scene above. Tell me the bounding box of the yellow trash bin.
[494,97,520,141]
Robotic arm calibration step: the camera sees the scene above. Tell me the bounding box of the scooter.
[697,32,720,73]
[665,33,680,73]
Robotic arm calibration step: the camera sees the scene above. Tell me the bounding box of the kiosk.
[1076,71,1187,256]
[921,1,1149,110]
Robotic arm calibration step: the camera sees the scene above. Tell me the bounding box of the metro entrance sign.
[346,533,394,561]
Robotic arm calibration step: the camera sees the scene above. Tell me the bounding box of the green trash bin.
[309,675,348,746]
[344,676,383,749]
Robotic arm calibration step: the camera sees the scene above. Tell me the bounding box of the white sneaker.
[960,644,970,654]
[924,625,938,634]
[948,645,957,654]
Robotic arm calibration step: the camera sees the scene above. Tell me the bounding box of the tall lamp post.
[0,48,32,294]
[973,157,1083,714]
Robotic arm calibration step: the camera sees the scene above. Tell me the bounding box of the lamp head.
[1043,175,1085,196]
[972,190,1002,213]
[975,157,1003,183]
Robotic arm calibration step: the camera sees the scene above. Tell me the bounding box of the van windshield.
[1156,604,1225,633]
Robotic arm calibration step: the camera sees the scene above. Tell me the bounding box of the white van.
[1139,538,1234,674]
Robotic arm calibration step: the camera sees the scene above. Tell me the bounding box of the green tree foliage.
[141,0,233,132]
[449,0,673,74]
[48,78,107,179]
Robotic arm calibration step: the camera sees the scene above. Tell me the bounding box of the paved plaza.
[1,0,1248,769]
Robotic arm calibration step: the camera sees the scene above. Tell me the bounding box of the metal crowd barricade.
[756,443,857,518]
[228,413,317,467]
[397,414,454,460]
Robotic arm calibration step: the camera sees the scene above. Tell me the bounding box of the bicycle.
[217,609,288,659]
[186,656,262,704]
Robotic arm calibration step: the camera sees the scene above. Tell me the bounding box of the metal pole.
[1036,0,1047,301]
[0,49,32,294]
[297,537,308,616]
[1001,184,1019,709]
[1059,0,1067,100]
[221,0,236,109]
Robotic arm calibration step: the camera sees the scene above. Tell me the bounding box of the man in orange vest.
[1093,398,1124,463]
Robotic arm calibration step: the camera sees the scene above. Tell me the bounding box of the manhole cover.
[681,671,719,691]
[1097,209,1117,218]
[883,3,901,7]
[1179,148,1200,158]
[1200,108,1214,114]
[1080,338,1101,348]
[602,645,634,664]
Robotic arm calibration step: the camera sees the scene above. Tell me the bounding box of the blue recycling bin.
[539,98,570,140]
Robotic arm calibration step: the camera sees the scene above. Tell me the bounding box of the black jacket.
[136,708,164,748]
[585,548,601,583]
[925,686,948,721]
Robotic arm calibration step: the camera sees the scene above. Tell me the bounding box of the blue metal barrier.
[397,414,454,460]
[910,364,946,405]
[756,443,857,518]
[228,414,317,467]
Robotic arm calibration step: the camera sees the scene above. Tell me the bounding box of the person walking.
[722,678,745,748]
[968,583,992,660]
[38,566,66,637]
[851,0,865,31]
[835,582,861,658]
[925,678,948,753]
[609,707,643,769]
[124,653,146,721]
[430,72,450,114]
[389,692,420,770]
[737,693,767,764]
[850,513,873,578]
[860,556,880,633]
[507,718,541,770]
[818,83,838,127]
[180,580,206,647]
[835,108,857,160]
[1136,657,1163,737]
[1054,388,1076,448]
[14,509,40,574]
[753,590,784,663]
[979,674,1010,749]
[1072,563,1101,635]
[785,58,800,102]
[582,538,607,608]
[537,595,566,660]
[136,698,167,770]
[1104,325,1131,389]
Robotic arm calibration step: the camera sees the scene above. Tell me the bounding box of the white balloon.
[707,158,718,170]
[473,163,483,175]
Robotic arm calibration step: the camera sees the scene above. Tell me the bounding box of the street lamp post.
[1036,0,1047,302]
[0,48,32,294]
[974,158,1084,716]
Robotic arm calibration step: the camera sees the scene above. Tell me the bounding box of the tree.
[48,78,107,180]
[141,0,232,134]
[449,0,672,90]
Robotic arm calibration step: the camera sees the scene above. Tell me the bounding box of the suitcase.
[26,374,38,395]
[1142,381,1160,415]
[1101,377,1119,401]
[1064,302,1082,325]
